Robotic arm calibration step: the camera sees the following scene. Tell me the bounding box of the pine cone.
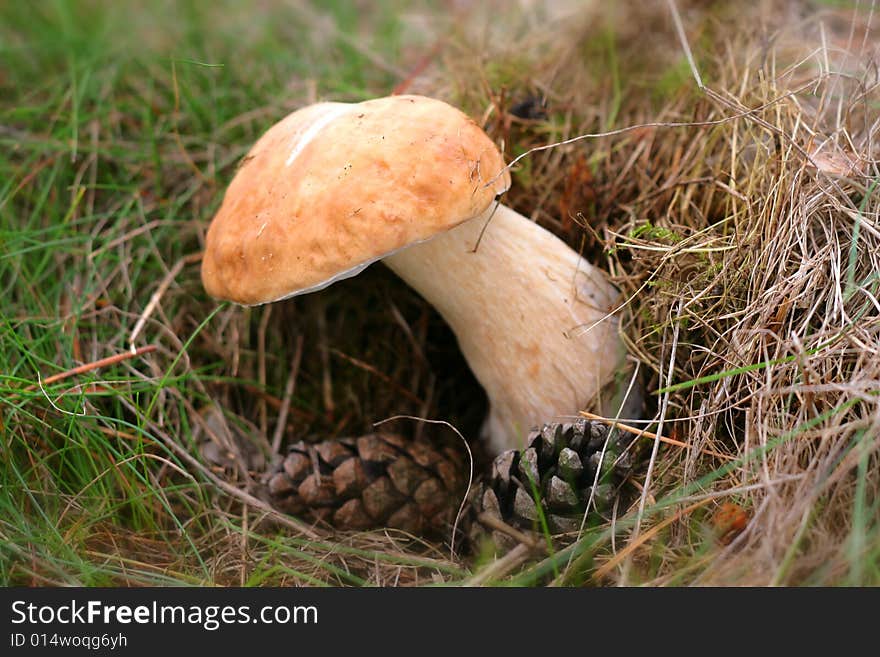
[465,419,634,551]
[266,432,468,535]
[265,419,637,552]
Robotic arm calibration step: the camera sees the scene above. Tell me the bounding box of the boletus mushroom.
[202,95,628,455]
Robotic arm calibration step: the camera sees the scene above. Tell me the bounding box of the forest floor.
[2,0,878,585]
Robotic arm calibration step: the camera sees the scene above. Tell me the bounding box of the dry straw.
[428,0,879,583]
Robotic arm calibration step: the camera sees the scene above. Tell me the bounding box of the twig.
[667,0,704,90]
[271,335,304,455]
[476,513,543,550]
[579,410,735,461]
[26,345,158,391]
[464,544,533,586]
[128,252,203,350]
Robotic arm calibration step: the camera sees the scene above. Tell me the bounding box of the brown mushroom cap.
[201,94,511,305]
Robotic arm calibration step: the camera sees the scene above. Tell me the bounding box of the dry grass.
[407,0,880,584]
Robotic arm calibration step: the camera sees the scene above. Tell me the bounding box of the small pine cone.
[266,432,468,535]
[465,419,634,552]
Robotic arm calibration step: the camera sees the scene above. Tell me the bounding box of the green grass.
[0,0,441,586]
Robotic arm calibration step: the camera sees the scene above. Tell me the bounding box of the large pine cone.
[266,432,468,535]
[465,419,634,551]
[266,420,635,548]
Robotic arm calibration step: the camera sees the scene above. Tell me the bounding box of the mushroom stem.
[384,203,626,454]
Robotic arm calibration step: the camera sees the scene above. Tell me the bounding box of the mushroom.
[202,95,627,455]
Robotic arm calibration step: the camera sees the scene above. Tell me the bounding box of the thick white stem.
[384,204,625,454]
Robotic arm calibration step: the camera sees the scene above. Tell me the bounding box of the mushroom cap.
[201,94,511,305]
